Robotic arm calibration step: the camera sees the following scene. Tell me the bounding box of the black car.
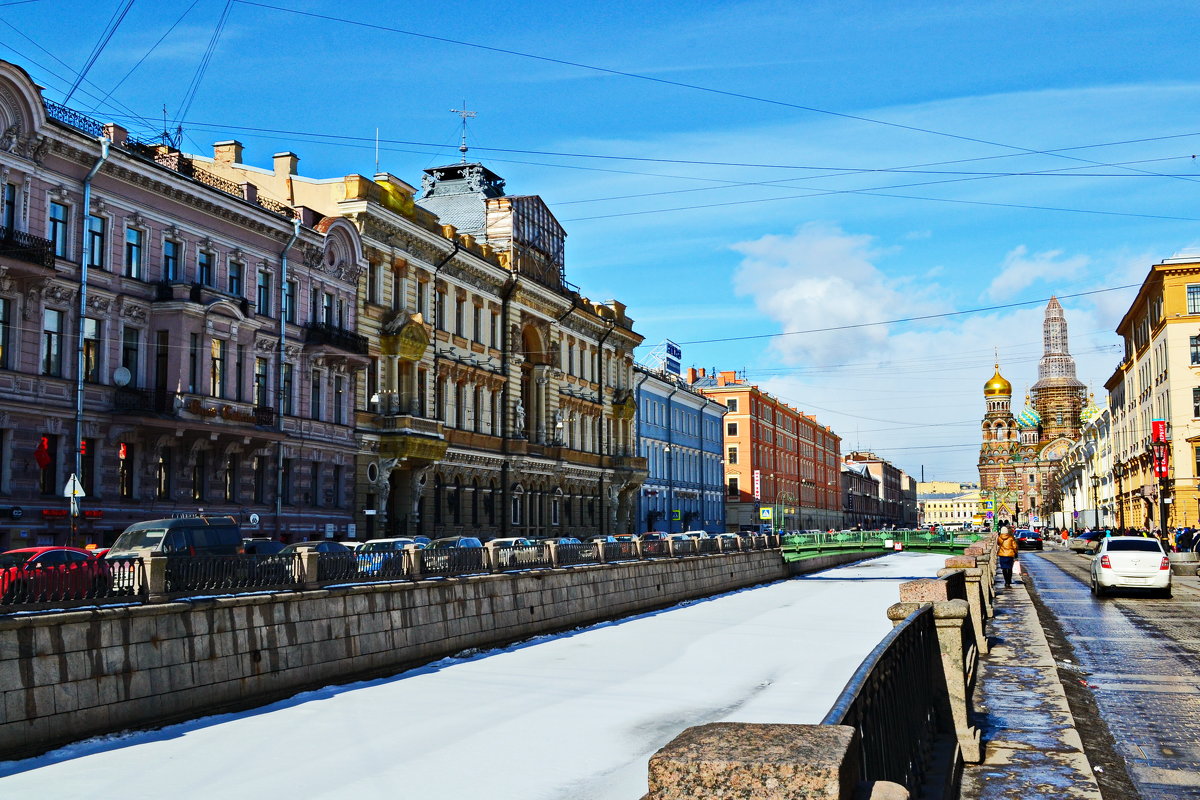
[1014,529,1043,551]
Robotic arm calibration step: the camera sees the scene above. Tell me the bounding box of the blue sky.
[5,0,1200,480]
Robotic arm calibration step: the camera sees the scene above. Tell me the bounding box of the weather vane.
[451,102,477,163]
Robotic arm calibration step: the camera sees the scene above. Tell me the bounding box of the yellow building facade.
[1106,255,1200,531]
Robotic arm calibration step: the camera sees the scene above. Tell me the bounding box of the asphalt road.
[1023,548,1200,799]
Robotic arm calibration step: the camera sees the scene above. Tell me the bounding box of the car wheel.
[1094,579,1107,597]
[1160,587,1173,599]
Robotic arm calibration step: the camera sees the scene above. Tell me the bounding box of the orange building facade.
[687,369,842,531]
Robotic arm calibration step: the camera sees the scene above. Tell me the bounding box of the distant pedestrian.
[997,525,1018,588]
[1060,528,1070,547]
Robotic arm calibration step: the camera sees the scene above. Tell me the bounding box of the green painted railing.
[780,530,983,562]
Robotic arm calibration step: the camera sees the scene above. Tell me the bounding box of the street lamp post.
[1090,474,1101,529]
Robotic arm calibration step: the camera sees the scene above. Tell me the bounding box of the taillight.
[1100,555,1111,569]
[1161,557,1171,570]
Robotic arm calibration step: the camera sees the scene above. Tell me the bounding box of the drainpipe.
[596,319,615,536]
[632,369,650,532]
[499,275,518,538]
[274,216,302,538]
[72,137,110,544]
[664,385,681,534]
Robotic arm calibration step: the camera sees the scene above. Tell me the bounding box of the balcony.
[305,322,369,356]
[112,387,174,416]
[377,414,448,464]
[0,226,56,276]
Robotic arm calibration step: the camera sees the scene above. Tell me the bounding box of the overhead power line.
[674,284,1141,346]
[65,0,136,103]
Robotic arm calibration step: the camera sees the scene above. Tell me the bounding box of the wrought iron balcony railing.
[305,322,369,356]
[0,226,55,268]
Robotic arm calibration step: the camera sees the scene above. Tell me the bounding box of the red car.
[0,547,108,604]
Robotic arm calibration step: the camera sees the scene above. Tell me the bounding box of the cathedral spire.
[1032,295,1084,390]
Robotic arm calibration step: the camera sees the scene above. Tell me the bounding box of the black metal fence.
[0,558,142,608]
[822,605,950,792]
[0,534,786,613]
[163,554,301,594]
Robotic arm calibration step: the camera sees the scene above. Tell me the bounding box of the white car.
[1090,536,1172,598]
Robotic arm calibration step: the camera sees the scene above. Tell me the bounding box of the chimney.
[273,151,299,176]
[101,123,127,147]
[686,367,698,384]
[717,370,738,386]
[214,140,244,164]
[698,368,706,378]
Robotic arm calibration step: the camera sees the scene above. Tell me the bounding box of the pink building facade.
[0,61,365,547]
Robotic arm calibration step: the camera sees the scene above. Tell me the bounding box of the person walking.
[998,524,1019,588]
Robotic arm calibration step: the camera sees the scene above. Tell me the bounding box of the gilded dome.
[984,364,1012,397]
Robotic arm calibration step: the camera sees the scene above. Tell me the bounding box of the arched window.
[433,477,444,524]
[450,481,462,525]
[471,478,480,526]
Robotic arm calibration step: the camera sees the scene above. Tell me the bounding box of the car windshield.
[1106,540,1164,552]
[111,529,167,550]
[0,552,33,568]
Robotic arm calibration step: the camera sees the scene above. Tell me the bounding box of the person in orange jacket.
[997,524,1019,587]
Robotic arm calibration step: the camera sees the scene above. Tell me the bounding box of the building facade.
[841,462,881,529]
[0,61,364,548]
[688,369,842,531]
[1106,255,1200,531]
[207,148,646,540]
[633,365,726,534]
[843,451,909,528]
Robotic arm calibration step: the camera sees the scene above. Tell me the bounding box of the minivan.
[106,516,243,559]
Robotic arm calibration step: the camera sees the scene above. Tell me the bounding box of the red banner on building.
[1152,419,1167,443]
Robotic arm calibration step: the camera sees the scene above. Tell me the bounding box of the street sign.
[62,474,85,498]
[1031,515,1041,525]
[671,510,681,521]
[759,507,773,520]
[986,511,994,519]
[249,513,260,525]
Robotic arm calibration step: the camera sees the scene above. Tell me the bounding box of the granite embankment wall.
[0,549,878,757]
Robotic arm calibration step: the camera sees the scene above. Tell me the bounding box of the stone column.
[296,546,320,589]
[943,556,988,655]
[142,552,167,602]
[534,366,550,444]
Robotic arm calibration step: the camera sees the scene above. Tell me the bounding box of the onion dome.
[1017,395,1041,428]
[984,364,1012,397]
[1080,393,1101,425]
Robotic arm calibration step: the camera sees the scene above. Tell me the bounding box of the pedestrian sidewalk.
[959,575,1102,799]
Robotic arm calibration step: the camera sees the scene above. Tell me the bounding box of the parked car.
[422,537,485,572]
[0,547,107,604]
[1067,530,1104,553]
[279,540,353,554]
[488,538,545,568]
[1014,529,1043,551]
[242,538,285,555]
[357,538,418,576]
[106,516,242,559]
[542,537,583,545]
[339,541,365,552]
[1091,536,1171,598]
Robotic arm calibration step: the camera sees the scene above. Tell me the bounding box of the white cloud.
[985,245,1090,300]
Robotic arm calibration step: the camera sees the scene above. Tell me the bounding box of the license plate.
[1124,577,1149,585]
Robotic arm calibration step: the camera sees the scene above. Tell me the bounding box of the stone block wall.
[0,549,833,757]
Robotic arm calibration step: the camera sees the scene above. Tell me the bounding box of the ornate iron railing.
[256,196,294,217]
[555,542,600,566]
[163,554,301,593]
[43,99,104,136]
[418,547,487,577]
[0,226,55,268]
[0,557,142,608]
[822,605,949,792]
[492,545,553,570]
[304,322,369,356]
[191,164,243,197]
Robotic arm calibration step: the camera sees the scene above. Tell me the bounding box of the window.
[254,357,269,406]
[235,344,245,401]
[79,437,95,497]
[253,455,267,504]
[42,309,63,376]
[1193,387,1200,418]
[472,305,482,343]
[155,449,171,500]
[227,260,243,296]
[333,465,343,508]
[163,240,180,281]
[282,363,294,415]
[191,450,206,501]
[86,215,106,269]
[726,421,738,437]
[727,476,739,498]
[418,281,429,319]
[0,297,9,369]
[310,368,322,421]
[454,296,465,336]
[491,310,500,349]
[281,458,293,505]
[1191,336,1200,366]
[726,398,738,412]
[310,461,321,507]
[210,338,226,398]
[188,333,199,393]
[284,280,296,323]
[727,446,738,465]
[38,435,57,495]
[118,442,133,498]
[121,327,139,387]
[49,202,68,258]
[256,270,271,316]
[334,376,345,425]
[321,292,333,326]
[124,227,143,279]
[2,182,15,231]
[367,261,380,305]
[435,289,446,329]
[225,454,238,503]
[198,251,214,286]
[1190,285,1200,315]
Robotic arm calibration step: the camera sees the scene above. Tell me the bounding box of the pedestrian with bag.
[998,523,1019,588]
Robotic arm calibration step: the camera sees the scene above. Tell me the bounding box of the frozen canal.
[0,551,946,800]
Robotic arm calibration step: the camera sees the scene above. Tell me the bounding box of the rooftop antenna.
[451,102,476,163]
[375,127,380,174]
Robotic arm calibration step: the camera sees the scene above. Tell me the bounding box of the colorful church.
[978,297,1090,528]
